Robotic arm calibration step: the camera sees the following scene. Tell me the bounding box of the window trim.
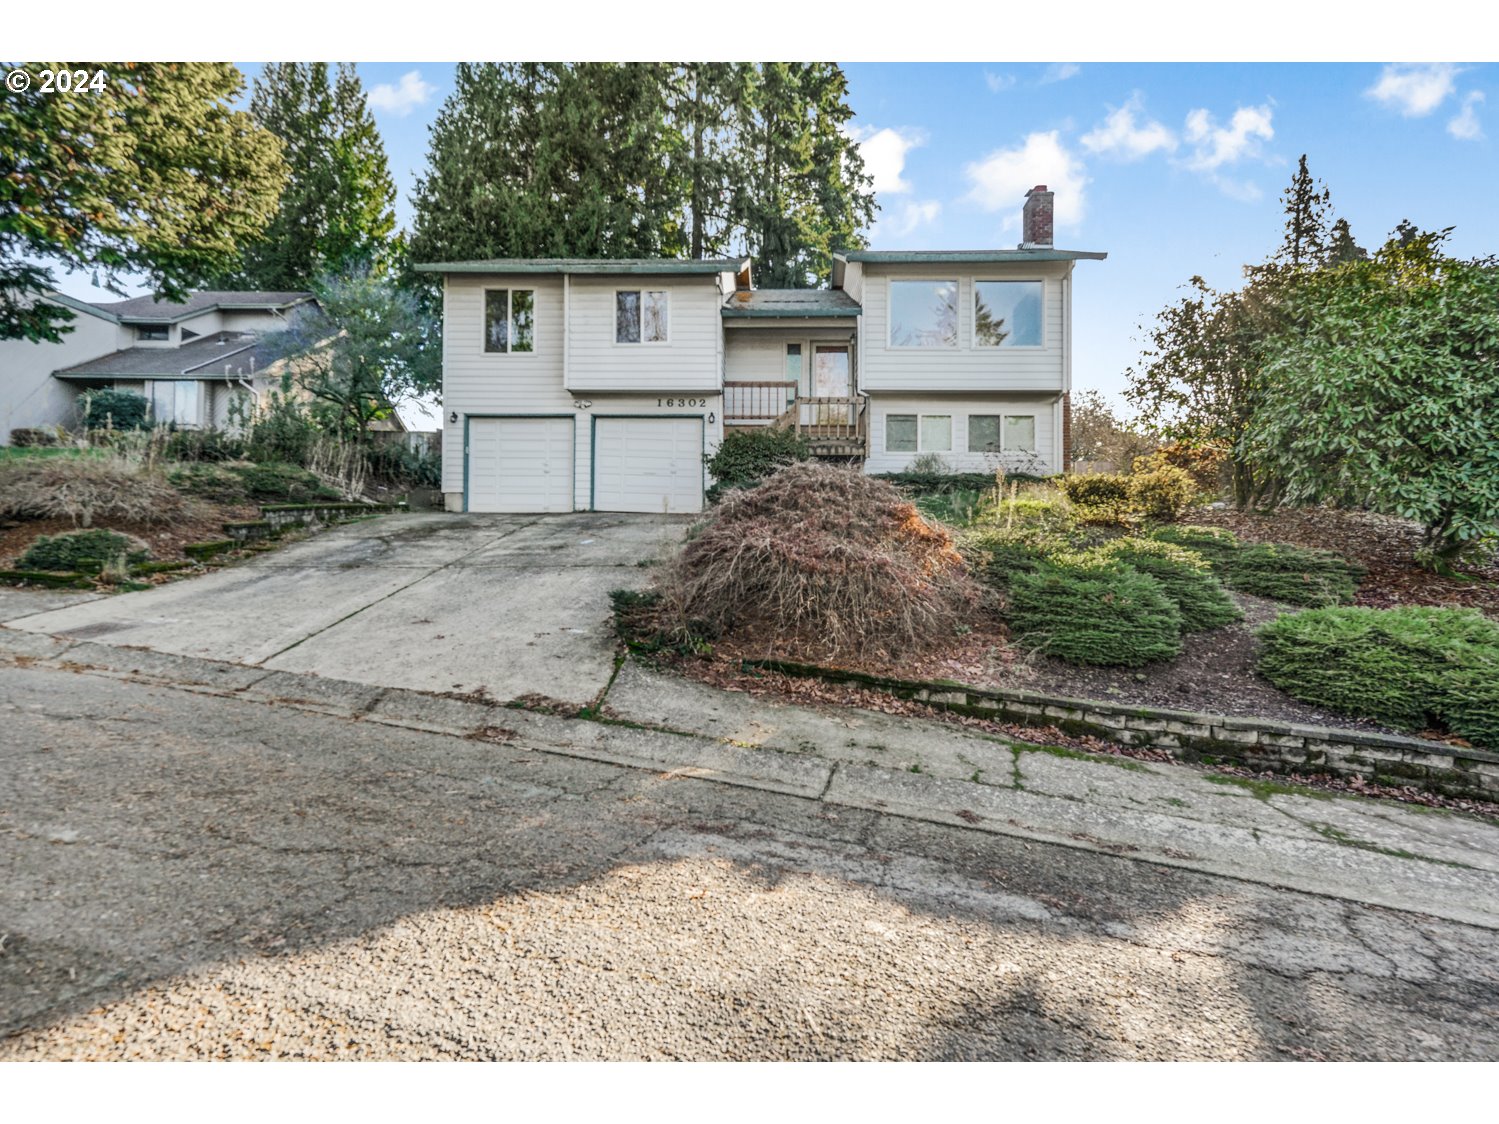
[885,278,960,350]
[614,288,671,346]
[885,411,955,454]
[482,287,537,356]
[971,278,1047,350]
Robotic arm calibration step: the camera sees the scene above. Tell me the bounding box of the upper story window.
[888,281,958,348]
[136,325,169,341]
[974,280,1043,347]
[484,289,535,353]
[616,290,669,344]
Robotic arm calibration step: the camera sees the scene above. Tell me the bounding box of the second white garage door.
[467,416,574,513]
[593,417,704,514]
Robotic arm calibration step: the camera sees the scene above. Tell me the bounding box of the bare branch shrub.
[658,462,988,661]
[0,457,187,528]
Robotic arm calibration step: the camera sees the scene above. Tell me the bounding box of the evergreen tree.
[227,62,396,288]
[1270,154,1333,268]
[0,62,285,341]
[1325,217,1367,264]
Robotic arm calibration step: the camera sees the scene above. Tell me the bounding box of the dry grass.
[0,456,188,528]
[658,462,989,661]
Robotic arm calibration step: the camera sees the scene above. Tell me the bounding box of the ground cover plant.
[1089,537,1241,631]
[17,529,149,572]
[656,462,986,661]
[704,429,809,500]
[1004,553,1184,666]
[1258,606,1499,747]
[1148,524,1362,607]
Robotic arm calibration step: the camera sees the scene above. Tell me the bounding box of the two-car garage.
[465,415,706,514]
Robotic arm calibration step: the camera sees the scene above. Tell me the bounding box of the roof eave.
[413,258,750,276]
[720,308,861,319]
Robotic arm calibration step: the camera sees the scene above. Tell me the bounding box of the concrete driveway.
[5,512,685,706]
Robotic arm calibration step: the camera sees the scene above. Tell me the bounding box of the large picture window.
[888,281,958,348]
[616,290,669,343]
[973,280,1043,347]
[149,380,200,427]
[484,289,535,353]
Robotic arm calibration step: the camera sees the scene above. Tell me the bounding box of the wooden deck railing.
[723,381,797,423]
[794,397,866,445]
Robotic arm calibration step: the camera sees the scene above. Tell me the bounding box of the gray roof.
[836,249,1107,263]
[54,334,292,380]
[414,257,748,276]
[90,291,315,323]
[721,288,861,319]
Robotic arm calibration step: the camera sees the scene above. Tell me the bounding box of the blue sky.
[51,61,1496,413]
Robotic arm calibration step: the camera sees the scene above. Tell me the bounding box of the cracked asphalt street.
[4,662,1498,1061]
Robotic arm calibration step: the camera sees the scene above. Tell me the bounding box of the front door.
[812,345,851,425]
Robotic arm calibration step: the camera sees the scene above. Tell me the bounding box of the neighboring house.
[420,186,1104,515]
[0,290,317,441]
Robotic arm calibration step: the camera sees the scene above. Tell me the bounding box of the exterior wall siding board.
[864,393,1061,475]
[859,261,1068,393]
[565,275,722,393]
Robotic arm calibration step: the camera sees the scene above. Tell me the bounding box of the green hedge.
[81,389,149,431]
[705,430,810,500]
[876,471,1045,496]
[1257,607,1499,747]
[963,527,1070,591]
[1005,555,1183,666]
[1090,538,1241,631]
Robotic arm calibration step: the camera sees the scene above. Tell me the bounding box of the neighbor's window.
[968,415,1002,453]
[974,280,1043,347]
[920,415,953,452]
[484,289,535,354]
[1004,415,1037,452]
[886,414,918,453]
[149,380,200,427]
[889,281,958,348]
[616,290,669,343]
[136,325,169,341]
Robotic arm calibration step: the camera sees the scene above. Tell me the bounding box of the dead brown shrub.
[0,457,188,528]
[659,462,989,661]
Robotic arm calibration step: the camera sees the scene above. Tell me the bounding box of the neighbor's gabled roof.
[835,249,1107,264]
[413,257,749,276]
[90,291,315,324]
[721,288,861,319]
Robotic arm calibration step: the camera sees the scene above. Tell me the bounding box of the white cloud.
[1080,94,1178,161]
[1181,104,1274,172]
[883,199,942,237]
[985,70,1017,93]
[367,70,436,117]
[1449,90,1485,139]
[846,124,926,195]
[1366,63,1463,117]
[963,131,1088,231]
[1040,63,1081,84]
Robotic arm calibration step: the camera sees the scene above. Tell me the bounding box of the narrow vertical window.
[485,289,536,354]
[617,290,668,343]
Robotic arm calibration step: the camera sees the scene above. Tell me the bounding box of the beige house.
[0,290,318,439]
[420,187,1104,515]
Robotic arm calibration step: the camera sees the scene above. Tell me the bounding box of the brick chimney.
[1021,184,1054,248]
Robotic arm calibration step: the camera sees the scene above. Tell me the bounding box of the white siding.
[440,273,724,510]
[723,325,857,391]
[859,262,1069,393]
[564,275,722,393]
[864,393,1063,476]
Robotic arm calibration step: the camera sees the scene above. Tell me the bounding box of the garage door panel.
[593,417,704,514]
[468,417,574,513]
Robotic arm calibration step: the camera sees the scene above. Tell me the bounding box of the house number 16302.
[658,398,707,407]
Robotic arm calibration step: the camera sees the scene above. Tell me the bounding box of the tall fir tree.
[1270,154,1333,269]
[226,62,396,289]
[409,63,874,284]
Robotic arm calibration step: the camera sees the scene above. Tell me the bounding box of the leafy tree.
[272,269,440,439]
[1068,389,1156,471]
[0,61,286,342]
[1249,232,1499,569]
[222,63,396,288]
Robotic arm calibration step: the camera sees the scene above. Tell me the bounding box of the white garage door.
[593,417,704,514]
[467,416,574,513]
